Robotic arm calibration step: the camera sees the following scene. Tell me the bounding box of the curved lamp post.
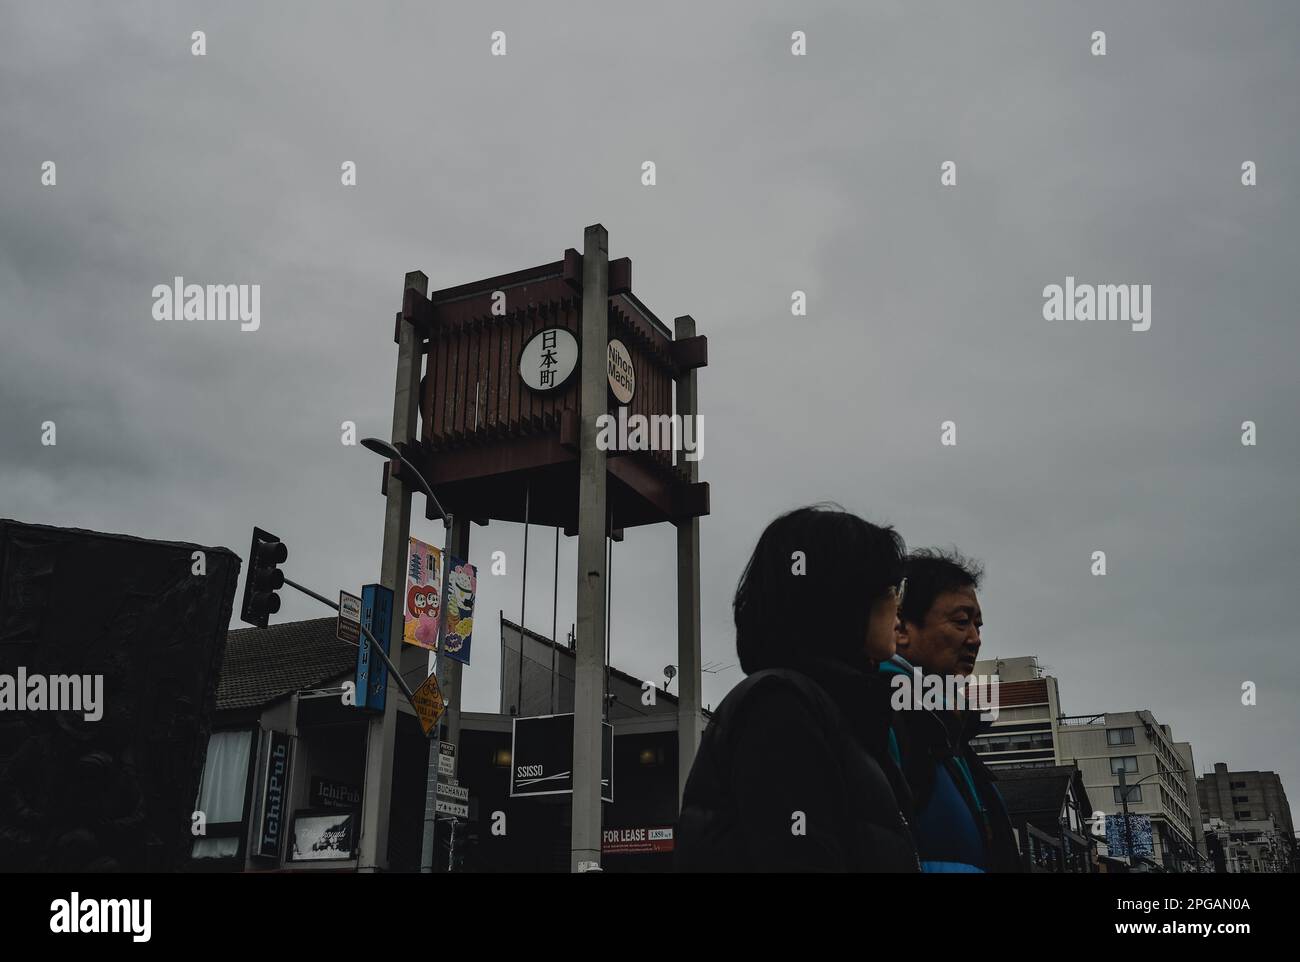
[361,437,449,526]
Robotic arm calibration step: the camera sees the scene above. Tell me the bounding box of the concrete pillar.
[357,269,426,872]
[673,315,704,804]
[570,224,609,872]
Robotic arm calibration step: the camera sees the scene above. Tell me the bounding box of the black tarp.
[0,520,239,871]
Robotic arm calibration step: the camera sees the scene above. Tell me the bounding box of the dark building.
[191,617,428,871]
[191,616,703,872]
[994,765,1097,873]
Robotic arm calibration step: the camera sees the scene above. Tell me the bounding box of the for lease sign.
[601,826,674,855]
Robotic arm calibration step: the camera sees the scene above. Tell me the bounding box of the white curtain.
[192,729,253,859]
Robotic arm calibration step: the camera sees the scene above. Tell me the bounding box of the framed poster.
[287,809,357,862]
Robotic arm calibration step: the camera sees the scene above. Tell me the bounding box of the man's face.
[895,586,982,676]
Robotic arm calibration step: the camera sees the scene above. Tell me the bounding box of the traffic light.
[240,526,288,628]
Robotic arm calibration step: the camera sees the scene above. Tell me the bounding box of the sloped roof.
[994,765,1092,826]
[217,617,355,711]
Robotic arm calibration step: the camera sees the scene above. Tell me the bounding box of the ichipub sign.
[256,730,292,860]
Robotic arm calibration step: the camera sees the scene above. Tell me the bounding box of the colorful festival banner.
[403,537,442,650]
[441,557,476,665]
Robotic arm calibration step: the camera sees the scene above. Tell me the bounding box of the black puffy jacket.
[676,656,920,872]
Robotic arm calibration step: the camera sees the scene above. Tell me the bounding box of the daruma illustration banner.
[442,557,476,665]
[404,537,442,650]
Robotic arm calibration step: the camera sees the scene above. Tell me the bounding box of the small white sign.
[337,590,362,644]
[436,798,469,818]
[437,782,469,801]
[519,327,578,393]
[607,338,635,403]
[438,754,455,776]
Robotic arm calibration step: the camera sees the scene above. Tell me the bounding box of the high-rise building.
[969,656,1064,769]
[1197,762,1295,872]
[1056,710,1205,872]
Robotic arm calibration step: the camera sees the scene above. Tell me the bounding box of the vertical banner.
[255,730,292,860]
[1106,812,1154,859]
[442,557,477,665]
[356,583,394,712]
[404,537,443,650]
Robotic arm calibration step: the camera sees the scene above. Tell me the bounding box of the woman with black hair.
[676,504,919,872]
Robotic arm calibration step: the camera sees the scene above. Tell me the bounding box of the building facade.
[1057,710,1205,872]
[1197,762,1296,872]
[970,656,1063,769]
[189,616,699,872]
[994,765,1097,872]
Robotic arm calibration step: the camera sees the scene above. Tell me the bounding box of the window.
[1114,785,1143,803]
[1110,755,1139,775]
[1232,795,1249,803]
[1107,728,1136,746]
[1230,780,1246,789]
[1235,811,1252,820]
[192,729,255,860]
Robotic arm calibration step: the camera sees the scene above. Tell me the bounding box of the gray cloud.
[2,1,1297,827]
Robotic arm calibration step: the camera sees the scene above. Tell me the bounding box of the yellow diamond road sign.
[412,672,446,737]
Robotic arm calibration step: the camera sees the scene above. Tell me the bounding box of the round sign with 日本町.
[519,327,578,393]
[607,338,635,403]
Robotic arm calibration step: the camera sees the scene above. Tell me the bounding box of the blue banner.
[1106,812,1154,858]
[355,583,394,712]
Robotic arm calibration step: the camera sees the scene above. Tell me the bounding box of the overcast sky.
[3,1,1298,828]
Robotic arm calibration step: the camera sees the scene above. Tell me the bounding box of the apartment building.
[1198,762,1296,872]
[969,656,1063,769]
[1056,710,1205,871]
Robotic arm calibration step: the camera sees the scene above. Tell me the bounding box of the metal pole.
[516,482,530,714]
[420,521,454,872]
[420,515,471,871]
[673,314,704,806]
[283,576,418,706]
[604,528,611,722]
[550,527,559,715]
[1119,768,1134,867]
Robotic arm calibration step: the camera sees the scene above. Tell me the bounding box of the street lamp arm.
[361,437,450,525]
[282,575,420,709]
[1121,768,1189,795]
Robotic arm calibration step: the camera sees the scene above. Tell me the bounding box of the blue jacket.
[879,655,1021,873]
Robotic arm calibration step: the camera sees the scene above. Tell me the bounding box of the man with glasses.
[880,548,1022,872]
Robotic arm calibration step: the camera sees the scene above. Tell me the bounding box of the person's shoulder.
[720,667,838,727]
